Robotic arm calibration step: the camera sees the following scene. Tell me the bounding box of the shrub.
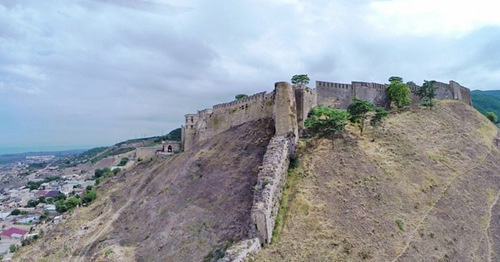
[347,98,374,135]
[486,111,498,123]
[9,244,17,253]
[118,157,128,166]
[82,190,97,204]
[262,179,270,188]
[305,106,349,145]
[396,219,404,231]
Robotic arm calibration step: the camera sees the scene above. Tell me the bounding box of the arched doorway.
[167,145,173,153]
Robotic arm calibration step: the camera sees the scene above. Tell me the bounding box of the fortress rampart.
[178,78,472,260]
[182,79,472,152]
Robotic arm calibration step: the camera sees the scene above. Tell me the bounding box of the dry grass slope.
[15,118,275,262]
[251,101,500,262]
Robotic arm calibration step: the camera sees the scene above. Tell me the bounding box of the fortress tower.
[181,114,198,151]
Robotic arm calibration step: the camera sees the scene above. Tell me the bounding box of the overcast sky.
[1,0,500,153]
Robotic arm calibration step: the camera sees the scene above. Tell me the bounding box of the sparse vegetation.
[203,239,234,262]
[26,176,59,190]
[118,157,129,166]
[262,179,270,188]
[10,244,18,253]
[370,107,389,127]
[359,250,372,260]
[485,111,498,123]
[396,219,404,231]
[291,74,310,85]
[305,105,349,146]
[235,94,248,100]
[347,98,374,135]
[417,80,437,109]
[386,76,411,109]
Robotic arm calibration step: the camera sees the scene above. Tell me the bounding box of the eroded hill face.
[16,118,275,262]
[252,101,500,261]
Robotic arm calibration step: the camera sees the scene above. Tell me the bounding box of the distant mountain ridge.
[471,90,500,122]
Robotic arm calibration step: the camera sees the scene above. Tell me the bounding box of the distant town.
[0,132,180,261]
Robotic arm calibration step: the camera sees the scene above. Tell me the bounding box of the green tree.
[65,196,82,210]
[39,211,49,220]
[291,74,310,85]
[82,190,97,204]
[417,80,437,109]
[347,99,374,135]
[485,111,498,123]
[118,157,128,166]
[9,244,17,253]
[94,168,104,178]
[55,200,68,213]
[26,199,39,208]
[235,94,248,100]
[305,106,349,147]
[10,209,21,216]
[370,107,389,127]
[386,76,411,109]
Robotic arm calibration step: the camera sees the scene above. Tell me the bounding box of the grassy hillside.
[15,100,500,261]
[472,90,500,124]
[252,100,500,261]
[16,119,275,262]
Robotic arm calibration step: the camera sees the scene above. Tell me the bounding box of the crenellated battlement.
[352,81,387,90]
[213,92,268,110]
[316,81,352,90]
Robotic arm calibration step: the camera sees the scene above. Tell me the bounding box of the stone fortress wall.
[178,79,472,261]
[315,79,472,110]
[181,91,275,152]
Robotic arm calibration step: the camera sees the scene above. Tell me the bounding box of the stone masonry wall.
[316,80,472,109]
[250,136,291,246]
[182,91,275,151]
[316,81,353,108]
[460,87,472,106]
[352,81,388,107]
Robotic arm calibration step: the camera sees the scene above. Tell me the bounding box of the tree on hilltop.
[386,76,411,109]
[305,105,349,147]
[417,80,437,109]
[347,98,374,135]
[485,111,498,123]
[291,74,310,85]
[235,94,248,100]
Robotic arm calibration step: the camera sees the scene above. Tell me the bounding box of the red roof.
[1,227,28,237]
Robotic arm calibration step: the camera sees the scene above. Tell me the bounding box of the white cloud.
[0,0,499,150]
[368,0,500,37]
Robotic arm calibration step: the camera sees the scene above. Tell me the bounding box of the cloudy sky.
[1,0,500,153]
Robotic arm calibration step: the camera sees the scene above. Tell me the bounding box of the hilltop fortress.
[181,79,472,152]
[177,79,472,255]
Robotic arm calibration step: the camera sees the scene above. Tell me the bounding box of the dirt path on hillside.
[392,139,495,262]
[70,167,157,262]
